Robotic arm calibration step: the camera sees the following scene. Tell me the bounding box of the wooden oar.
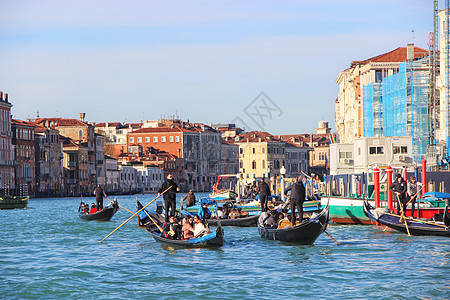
[304,212,340,246]
[396,194,411,236]
[98,186,171,243]
[105,196,133,214]
[405,186,424,206]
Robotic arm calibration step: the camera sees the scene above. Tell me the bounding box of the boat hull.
[257,204,329,245]
[206,214,259,227]
[78,201,118,221]
[363,200,450,237]
[0,196,29,210]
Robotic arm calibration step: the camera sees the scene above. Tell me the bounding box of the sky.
[0,0,440,134]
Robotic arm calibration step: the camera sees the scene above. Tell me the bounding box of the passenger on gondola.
[89,203,97,214]
[163,215,179,239]
[216,207,225,219]
[182,216,195,239]
[83,203,89,214]
[193,215,210,237]
[198,203,211,220]
[265,210,278,228]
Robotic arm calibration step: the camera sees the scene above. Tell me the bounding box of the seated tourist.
[216,207,225,219]
[265,210,278,228]
[193,215,210,237]
[89,203,97,214]
[163,216,179,239]
[182,216,195,239]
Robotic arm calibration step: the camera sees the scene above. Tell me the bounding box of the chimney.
[4,93,8,102]
[407,43,414,61]
[79,113,86,122]
[0,92,2,101]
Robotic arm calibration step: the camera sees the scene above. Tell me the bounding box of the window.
[239,161,243,168]
[375,70,383,83]
[175,136,180,142]
[161,136,166,142]
[262,160,265,169]
[262,147,265,154]
[393,146,408,154]
[369,146,384,155]
[129,137,134,143]
[145,137,150,143]
[252,160,256,169]
[358,148,361,156]
[239,148,243,154]
[137,137,142,143]
[79,130,83,139]
[339,151,352,159]
[153,137,158,142]
[252,148,255,154]
[170,136,174,142]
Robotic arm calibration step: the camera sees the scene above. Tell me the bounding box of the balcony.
[67,178,77,184]
[68,161,77,168]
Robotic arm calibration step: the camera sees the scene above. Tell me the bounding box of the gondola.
[78,200,119,221]
[363,200,450,237]
[0,195,29,209]
[257,203,329,245]
[137,200,224,248]
[444,204,450,228]
[181,209,260,227]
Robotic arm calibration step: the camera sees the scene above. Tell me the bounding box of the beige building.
[62,137,89,196]
[236,131,285,183]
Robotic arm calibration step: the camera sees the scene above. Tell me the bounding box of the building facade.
[12,120,36,196]
[0,92,15,195]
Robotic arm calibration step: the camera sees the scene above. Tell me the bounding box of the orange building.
[12,119,36,196]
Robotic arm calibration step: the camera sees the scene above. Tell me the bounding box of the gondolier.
[407,176,422,217]
[257,178,271,212]
[158,174,180,222]
[284,175,306,225]
[94,184,105,210]
[389,174,407,216]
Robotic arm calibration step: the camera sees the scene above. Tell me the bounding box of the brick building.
[0,92,15,195]
[11,119,36,196]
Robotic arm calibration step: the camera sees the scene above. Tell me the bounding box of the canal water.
[1,194,448,299]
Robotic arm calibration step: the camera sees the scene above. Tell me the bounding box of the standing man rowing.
[94,184,105,210]
[158,174,180,222]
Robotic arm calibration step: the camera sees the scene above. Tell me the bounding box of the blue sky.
[0,0,439,134]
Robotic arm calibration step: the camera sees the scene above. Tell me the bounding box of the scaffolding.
[382,61,429,163]
[362,82,382,137]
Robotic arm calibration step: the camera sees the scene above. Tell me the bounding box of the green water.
[1,194,448,299]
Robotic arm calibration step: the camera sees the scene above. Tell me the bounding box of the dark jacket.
[389,179,407,196]
[257,181,271,196]
[184,192,196,207]
[94,186,104,200]
[159,179,178,200]
[284,180,306,202]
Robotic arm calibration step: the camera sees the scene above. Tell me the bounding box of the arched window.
[252,160,257,169]
[262,160,265,169]
[79,130,83,139]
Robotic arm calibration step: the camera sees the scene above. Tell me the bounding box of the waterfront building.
[95,122,142,158]
[61,136,89,196]
[0,92,15,195]
[34,124,63,197]
[336,46,428,143]
[11,119,36,196]
[220,139,239,174]
[437,9,450,158]
[36,114,97,191]
[118,165,141,193]
[94,133,106,186]
[105,155,119,194]
[235,131,285,184]
[329,136,413,175]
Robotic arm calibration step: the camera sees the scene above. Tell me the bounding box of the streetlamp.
[280,165,286,201]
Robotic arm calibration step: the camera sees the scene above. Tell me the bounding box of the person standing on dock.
[284,175,306,225]
[158,174,180,222]
[407,176,422,217]
[257,177,271,212]
[389,174,407,216]
[94,184,105,210]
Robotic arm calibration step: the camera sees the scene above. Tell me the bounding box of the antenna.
[411,29,415,44]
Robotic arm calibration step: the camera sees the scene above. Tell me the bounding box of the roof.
[95,122,123,128]
[352,46,428,66]
[236,131,281,143]
[12,119,37,128]
[35,118,89,127]
[129,126,195,134]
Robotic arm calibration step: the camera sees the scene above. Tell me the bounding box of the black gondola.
[137,200,224,248]
[205,214,259,227]
[363,200,450,237]
[257,203,329,245]
[78,200,119,221]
